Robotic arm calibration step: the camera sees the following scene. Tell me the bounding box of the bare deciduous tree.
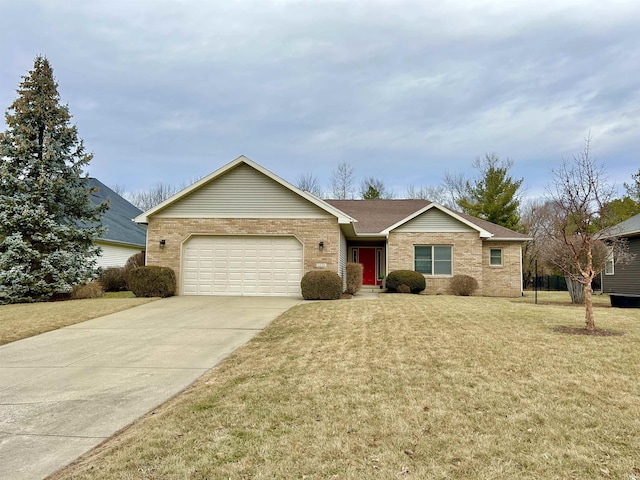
[296,172,323,197]
[406,184,455,208]
[541,137,630,330]
[126,182,179,211]
[330,162,356,199]
[359,177,393,199]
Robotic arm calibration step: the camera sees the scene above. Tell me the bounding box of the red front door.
[359,248,377,285]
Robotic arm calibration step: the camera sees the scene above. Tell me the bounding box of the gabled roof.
[87,178,147,247]
[134,156,356,224]
[605,212,640,238]
[325,199,429,234]
[324,199,530,240]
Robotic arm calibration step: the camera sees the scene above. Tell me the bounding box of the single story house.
[134,156,530,297]
[88,178,146,268]
[601,212,640,307]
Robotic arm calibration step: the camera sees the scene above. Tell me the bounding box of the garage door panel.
[182,236,303,296]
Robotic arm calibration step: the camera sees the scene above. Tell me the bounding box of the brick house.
[134,156,529,297]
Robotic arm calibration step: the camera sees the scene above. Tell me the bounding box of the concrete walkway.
[0,296,300,480]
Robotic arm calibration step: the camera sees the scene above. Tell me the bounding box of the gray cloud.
[1,0,639,198]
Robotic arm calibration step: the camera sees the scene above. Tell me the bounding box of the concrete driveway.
[0,295,300,480]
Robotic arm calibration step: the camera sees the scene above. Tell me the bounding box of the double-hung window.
[605,248,614,275]
[490,248,503,266]
[415,245,452,275]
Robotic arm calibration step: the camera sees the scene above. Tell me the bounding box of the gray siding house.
[601,212,640,307]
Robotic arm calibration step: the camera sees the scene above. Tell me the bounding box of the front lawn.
[54,295,639,479]
[0,294,156,345]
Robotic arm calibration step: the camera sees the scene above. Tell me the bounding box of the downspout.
[520,244,524,296]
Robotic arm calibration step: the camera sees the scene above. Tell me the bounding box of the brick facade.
[481,242,523,297]
[387,231,523,297]
[147,217,340,294]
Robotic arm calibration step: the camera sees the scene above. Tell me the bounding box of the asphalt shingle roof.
[608,212,640,237]
[324,199,529,240]
[87,178,147,247]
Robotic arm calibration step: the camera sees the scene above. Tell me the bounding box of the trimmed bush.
[70,281,104,299]
[124,251,146,286]
[397,284,411,294]
[386,270,426,294]
[301,270,342,300]
[345,262,363,295]
[450,274,479,296]
[128,266,176,298]
[98,267,127,292]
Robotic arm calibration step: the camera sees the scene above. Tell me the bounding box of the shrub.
[386,270,426,294]
[98,267,127,292]
[450,274,479,296]
[301,270,342,300]
[124,251,146,286]
[70,281,104,299]
[397,284,412,294]
[345,263,363,295]
[128,266,176,298]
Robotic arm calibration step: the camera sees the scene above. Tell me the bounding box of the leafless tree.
[330,162,356,199]
[442,170,468,208]
[126,182,179,211]
[406,184,455,208]
[296,172,323,197]
[109,183,127,196]
[540,136,630,330]
[359,177,393,199]
[519,198,559,286]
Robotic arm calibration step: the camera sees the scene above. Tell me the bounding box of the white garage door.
[182,236,303,296]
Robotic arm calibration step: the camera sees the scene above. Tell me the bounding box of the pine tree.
[456,154,523,230]
[0,56,107,303]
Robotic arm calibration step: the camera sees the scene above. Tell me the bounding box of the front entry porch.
[349,243,385,287]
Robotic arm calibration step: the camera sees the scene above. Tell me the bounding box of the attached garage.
[182,235,303,296]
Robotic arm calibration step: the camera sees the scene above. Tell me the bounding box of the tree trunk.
[584,281,595,331]
[565,275,584,304]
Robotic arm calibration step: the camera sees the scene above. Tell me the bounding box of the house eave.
[96,238,146,249]
[134,156,357,225]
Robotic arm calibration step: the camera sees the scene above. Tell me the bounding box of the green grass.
[0,294,156,345]
[53,295,640,480]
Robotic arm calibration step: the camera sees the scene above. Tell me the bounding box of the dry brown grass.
[0,295,156,345]
[515,290,612,306]
[54,295,639,480]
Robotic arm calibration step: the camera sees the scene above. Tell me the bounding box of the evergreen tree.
[0,56,107,303]
[456,154,523,230]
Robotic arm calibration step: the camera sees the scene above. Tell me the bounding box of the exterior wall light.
[319,241,324,252]
[159,239,166,248]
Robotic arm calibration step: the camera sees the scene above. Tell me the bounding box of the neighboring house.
[601,212,640,307]
[88,178,147,268]
[134,156,529,297]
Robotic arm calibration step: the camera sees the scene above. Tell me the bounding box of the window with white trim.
[415,245,452,275]
[605,249,614,275]
[490,248,503,266]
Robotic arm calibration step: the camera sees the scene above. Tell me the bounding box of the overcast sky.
[1,0,639,200]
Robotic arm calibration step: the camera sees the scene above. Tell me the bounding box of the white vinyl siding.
[157,164,332,219]
[394,208,475,233]
[95,242,144,268]
[182,235,303,296]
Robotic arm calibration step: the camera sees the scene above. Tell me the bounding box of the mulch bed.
[552,326,625,336]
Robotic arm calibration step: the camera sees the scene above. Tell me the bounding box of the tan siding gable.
[156,164,332,219]
[394,208,475,233]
